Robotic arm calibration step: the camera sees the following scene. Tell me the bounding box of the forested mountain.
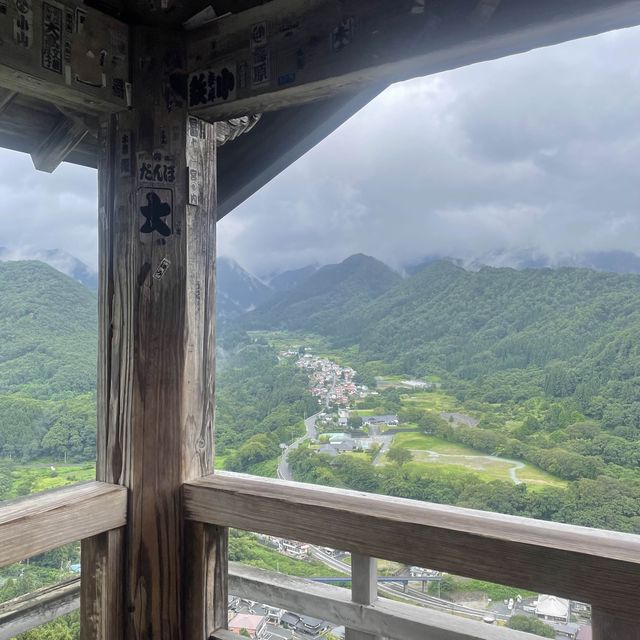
[244,254,402,333]
[267,264,319,292]
[0,248,97,290]
[0,261,97,460]
[217,256,273,317]
[247,259,640,438]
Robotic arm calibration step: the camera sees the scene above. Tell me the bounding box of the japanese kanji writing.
[42,2,63,73]
[140,192,172,237]
[188,65,237,107]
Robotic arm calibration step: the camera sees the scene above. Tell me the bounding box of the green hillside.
[0,262,97,461]
[244,253,402,334]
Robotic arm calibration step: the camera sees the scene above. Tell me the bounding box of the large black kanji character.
[189,73,207,106]
[140,192,172,237]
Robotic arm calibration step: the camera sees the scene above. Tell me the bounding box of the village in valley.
[216,346,595,640]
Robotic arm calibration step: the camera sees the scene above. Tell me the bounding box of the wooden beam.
[0,578,80,640]
[0,89,17,114]
[0,481,126,568]
[31,113,89,172]
[184,472,640,623]
[186,0,640,120]
[593,608,640,640]
[83,26,219,640]
[0,0,130,114]
[346,554,378,640]
[227,562,534,640]
[183,523,228,639]
[80,529,124,640]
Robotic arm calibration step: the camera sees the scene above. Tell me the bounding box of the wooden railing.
[0,482,126,639]
[2,474,640,639]
[184,471,640,640]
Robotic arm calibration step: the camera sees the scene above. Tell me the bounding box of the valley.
[3,253,640,638]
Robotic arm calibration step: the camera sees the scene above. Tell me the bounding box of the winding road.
[277,412,320,480]
[415,450,526,484]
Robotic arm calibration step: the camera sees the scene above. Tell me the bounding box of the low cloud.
[2,26,640,276]
[219,25,640,276]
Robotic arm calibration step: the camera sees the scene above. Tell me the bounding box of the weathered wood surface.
[183,523,228,639]
[0,578,80,640]
[0,0,129,113]
[80,529,124,640]
[185,472,640,622]
[0,93,98,167]
[187,0,640,120]
[592,608,640,640]
[227,562,534,640]
[85,26,219,640]
[346,554,378,640]
[31,113,89,172]
[0,481,126,568]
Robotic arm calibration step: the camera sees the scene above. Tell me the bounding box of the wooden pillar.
[346,554,378,640]
[592,609,640,640]
[81,27,219,640]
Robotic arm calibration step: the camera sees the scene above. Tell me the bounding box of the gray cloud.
[2,26,640,277]
[219,25,640,276]
[0,150,97,267]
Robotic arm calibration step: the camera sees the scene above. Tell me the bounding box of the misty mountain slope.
[243,254,402,333]
[0,247,98,290]
[268,265,319,292]
[0,261,97,397]
[217,256,273,317]
[347,262,640,375]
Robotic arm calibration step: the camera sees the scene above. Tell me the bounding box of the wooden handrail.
[0,578,80,640]
[0,481,127,568]
[184,472,640,623]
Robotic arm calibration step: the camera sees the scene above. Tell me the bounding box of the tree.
[387,447,413,466]
[507,615,555,637]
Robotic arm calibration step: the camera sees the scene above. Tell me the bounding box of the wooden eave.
[1,0,640,215]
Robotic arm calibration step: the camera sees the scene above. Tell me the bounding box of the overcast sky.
[2,25,640,275]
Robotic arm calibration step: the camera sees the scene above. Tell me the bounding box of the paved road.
[277,413,320,480]
[310,547,508,621]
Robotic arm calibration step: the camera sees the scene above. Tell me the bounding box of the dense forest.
[215,332,317,473]
[0,262,96,462]
[5,254,640,636]
[243,257,640,533]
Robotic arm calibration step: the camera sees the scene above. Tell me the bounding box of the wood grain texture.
[0,481,126,568]
[31,114,89,172]
[185,472,640,622]
[0,578,80,640]
[0,0,129,113]
[80,529,124,640]
[187,0,640,120]
[227,562,534,640]
[346,554,377,640]
[88,26,218,640]
[592,608,640,640]
[183,523,228,638]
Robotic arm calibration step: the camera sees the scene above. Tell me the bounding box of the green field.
[400,391,460,413]
[2,462,96,500]
[389,433,564,488]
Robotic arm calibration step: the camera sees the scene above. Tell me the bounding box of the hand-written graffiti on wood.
[42,1,63,73]
[137,151,176,184]
[188,65,236,107]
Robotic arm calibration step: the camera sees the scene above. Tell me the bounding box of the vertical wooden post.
[593,609,640,640]
[346,554,378,640]
[81,26,219,640]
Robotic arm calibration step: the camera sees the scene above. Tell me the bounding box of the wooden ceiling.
[1,0,640,218]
